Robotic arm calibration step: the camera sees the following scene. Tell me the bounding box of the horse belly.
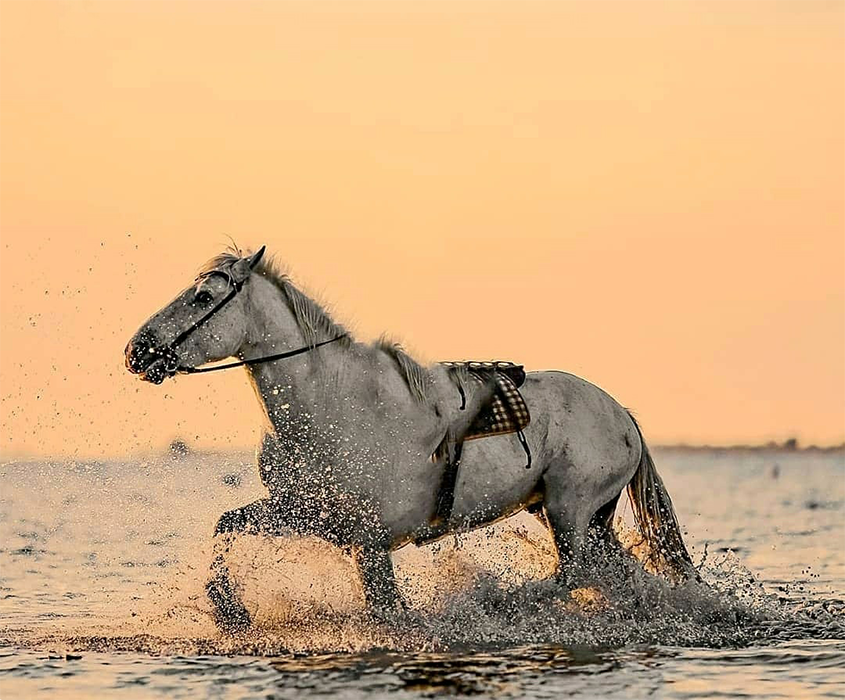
[447,435,543,530]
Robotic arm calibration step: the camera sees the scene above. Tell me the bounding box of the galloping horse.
[125,246,694,632]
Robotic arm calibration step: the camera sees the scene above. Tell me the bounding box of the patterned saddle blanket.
[439,361,531,441]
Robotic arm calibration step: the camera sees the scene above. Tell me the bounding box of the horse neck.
[240,275,357,442]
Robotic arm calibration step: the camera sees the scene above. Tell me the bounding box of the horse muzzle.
[125,334,180,384]
[139,357,178,384]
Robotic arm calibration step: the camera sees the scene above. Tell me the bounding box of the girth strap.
[429,369,532,532]
[432,436,464,527]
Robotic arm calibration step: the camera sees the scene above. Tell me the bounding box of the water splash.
[6,517,842,658]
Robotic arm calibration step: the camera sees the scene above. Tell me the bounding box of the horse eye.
[195,290,214,306]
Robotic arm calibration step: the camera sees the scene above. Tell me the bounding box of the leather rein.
[161,265,347,376]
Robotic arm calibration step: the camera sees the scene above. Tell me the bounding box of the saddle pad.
[440,361,530,440]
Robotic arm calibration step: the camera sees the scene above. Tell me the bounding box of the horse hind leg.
[540,455,628,584]
[543,493,625,588]
[583,493,633,578]
[586,493,620,550]
[540,492,590,589]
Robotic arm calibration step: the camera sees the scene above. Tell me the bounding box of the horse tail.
[626,412,697,581]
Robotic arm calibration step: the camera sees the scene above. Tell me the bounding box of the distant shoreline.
[654,441,845,454]
[1,439,844,464]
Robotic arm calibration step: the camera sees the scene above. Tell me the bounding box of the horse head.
[125,246,265,384]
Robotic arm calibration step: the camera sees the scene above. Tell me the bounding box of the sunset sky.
[0,0,843,458]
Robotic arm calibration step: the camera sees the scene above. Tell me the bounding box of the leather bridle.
[159,253,347,376]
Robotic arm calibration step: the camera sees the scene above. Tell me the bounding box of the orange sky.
[0,0,843,458]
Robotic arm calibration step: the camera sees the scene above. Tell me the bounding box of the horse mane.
[198,248,430,402]
[198,248,348,348]
[377,336,431,403]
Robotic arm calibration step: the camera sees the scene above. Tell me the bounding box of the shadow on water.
[264,645,657,697]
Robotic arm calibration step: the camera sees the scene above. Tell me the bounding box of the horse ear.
[247,245,266,269]
[231,246,266,283]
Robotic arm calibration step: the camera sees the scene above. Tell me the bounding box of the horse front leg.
[207,497,284,634]
[354,546,404,616]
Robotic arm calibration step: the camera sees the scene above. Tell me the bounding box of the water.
[1,449,843,698]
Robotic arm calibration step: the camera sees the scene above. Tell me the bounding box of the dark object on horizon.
[169,438,191,461]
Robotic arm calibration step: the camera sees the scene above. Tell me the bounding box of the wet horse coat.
[125,247,694,631]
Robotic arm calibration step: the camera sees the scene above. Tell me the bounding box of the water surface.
[1,449,843,698]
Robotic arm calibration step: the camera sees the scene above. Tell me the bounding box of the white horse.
[125,246,695,632]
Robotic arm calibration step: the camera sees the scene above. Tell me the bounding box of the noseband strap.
[165,266,348,376]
